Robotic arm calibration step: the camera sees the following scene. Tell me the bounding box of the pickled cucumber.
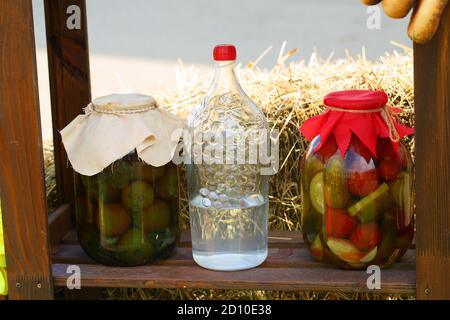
[359,246,377,263]
[324,156,350,209]
[390,171,411,208]
[302,208,322,243]
[302,191,311,216]
[81,175,121,203]
[309,172,325,214]
[326,238,363,263]
[75,196,96,226]
[375,211,398,263]
[302,155,324,190]
[156,165,178,199]
[348,183,392,223]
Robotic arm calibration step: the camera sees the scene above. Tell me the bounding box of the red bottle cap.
[213,44,237,61]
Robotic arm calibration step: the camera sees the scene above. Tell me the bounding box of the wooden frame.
[414,7,450,300]
[0,0,448,300]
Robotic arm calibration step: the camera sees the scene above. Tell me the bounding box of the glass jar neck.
[208,60,241,95]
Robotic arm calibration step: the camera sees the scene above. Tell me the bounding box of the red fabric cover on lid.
[300,90,414,158]
[324,90,388,111]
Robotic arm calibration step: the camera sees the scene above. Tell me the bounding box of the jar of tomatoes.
[300,90,414,269]
[61,94,184,266]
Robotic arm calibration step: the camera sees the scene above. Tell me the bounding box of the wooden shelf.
[51,230,416,294]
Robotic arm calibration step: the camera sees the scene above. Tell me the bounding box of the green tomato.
[121,181,155,211]
[103,161,134,189]
[116,229,155,265]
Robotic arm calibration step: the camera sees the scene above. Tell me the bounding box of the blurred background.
[32,0,411,141]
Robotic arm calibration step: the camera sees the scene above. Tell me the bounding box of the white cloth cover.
[61,94,184,176]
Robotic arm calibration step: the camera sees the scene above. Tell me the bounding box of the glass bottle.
[186,45,269,271]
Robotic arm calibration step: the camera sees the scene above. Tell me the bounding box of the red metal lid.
[213,44,237,61]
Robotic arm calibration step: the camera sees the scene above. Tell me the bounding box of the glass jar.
[186,45,270,271]
[300,90,414,269]
[61,93,184,267]
[75,152,179,266]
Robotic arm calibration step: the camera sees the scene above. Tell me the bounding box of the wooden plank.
[53,230,416,265]
[52,262,415,294]
[44,0,91,210]
[52,243,415,266]
[63,287,103,300]
[414,5,450,300]
[51,230,415,293]
[48,204,72,248]
[61,229,305,247]
[0,0,53,300]
[52,245,319,267]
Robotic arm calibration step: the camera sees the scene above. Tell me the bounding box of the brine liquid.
[189,194,268,271]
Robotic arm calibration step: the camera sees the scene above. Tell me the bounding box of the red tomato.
[326,208,357,239]
[377,139,397,160]
[347,158,380,196]
[348,170,380,196]
[316,136,338,162]
[378,158,399,181]
[350,223,381,251]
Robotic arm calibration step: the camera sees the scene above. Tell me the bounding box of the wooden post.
[44,1,98,299]
[0,0,53,299]
[414,5,450,299]
[44,0,92,210]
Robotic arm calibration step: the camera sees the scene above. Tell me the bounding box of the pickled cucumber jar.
[61,94,184,266]
[300,90,414,269]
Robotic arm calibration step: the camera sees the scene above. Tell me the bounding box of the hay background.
[46,46,415,300]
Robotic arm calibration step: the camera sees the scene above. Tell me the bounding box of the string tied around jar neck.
[326,105,401,143]
[84,101,158,115]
